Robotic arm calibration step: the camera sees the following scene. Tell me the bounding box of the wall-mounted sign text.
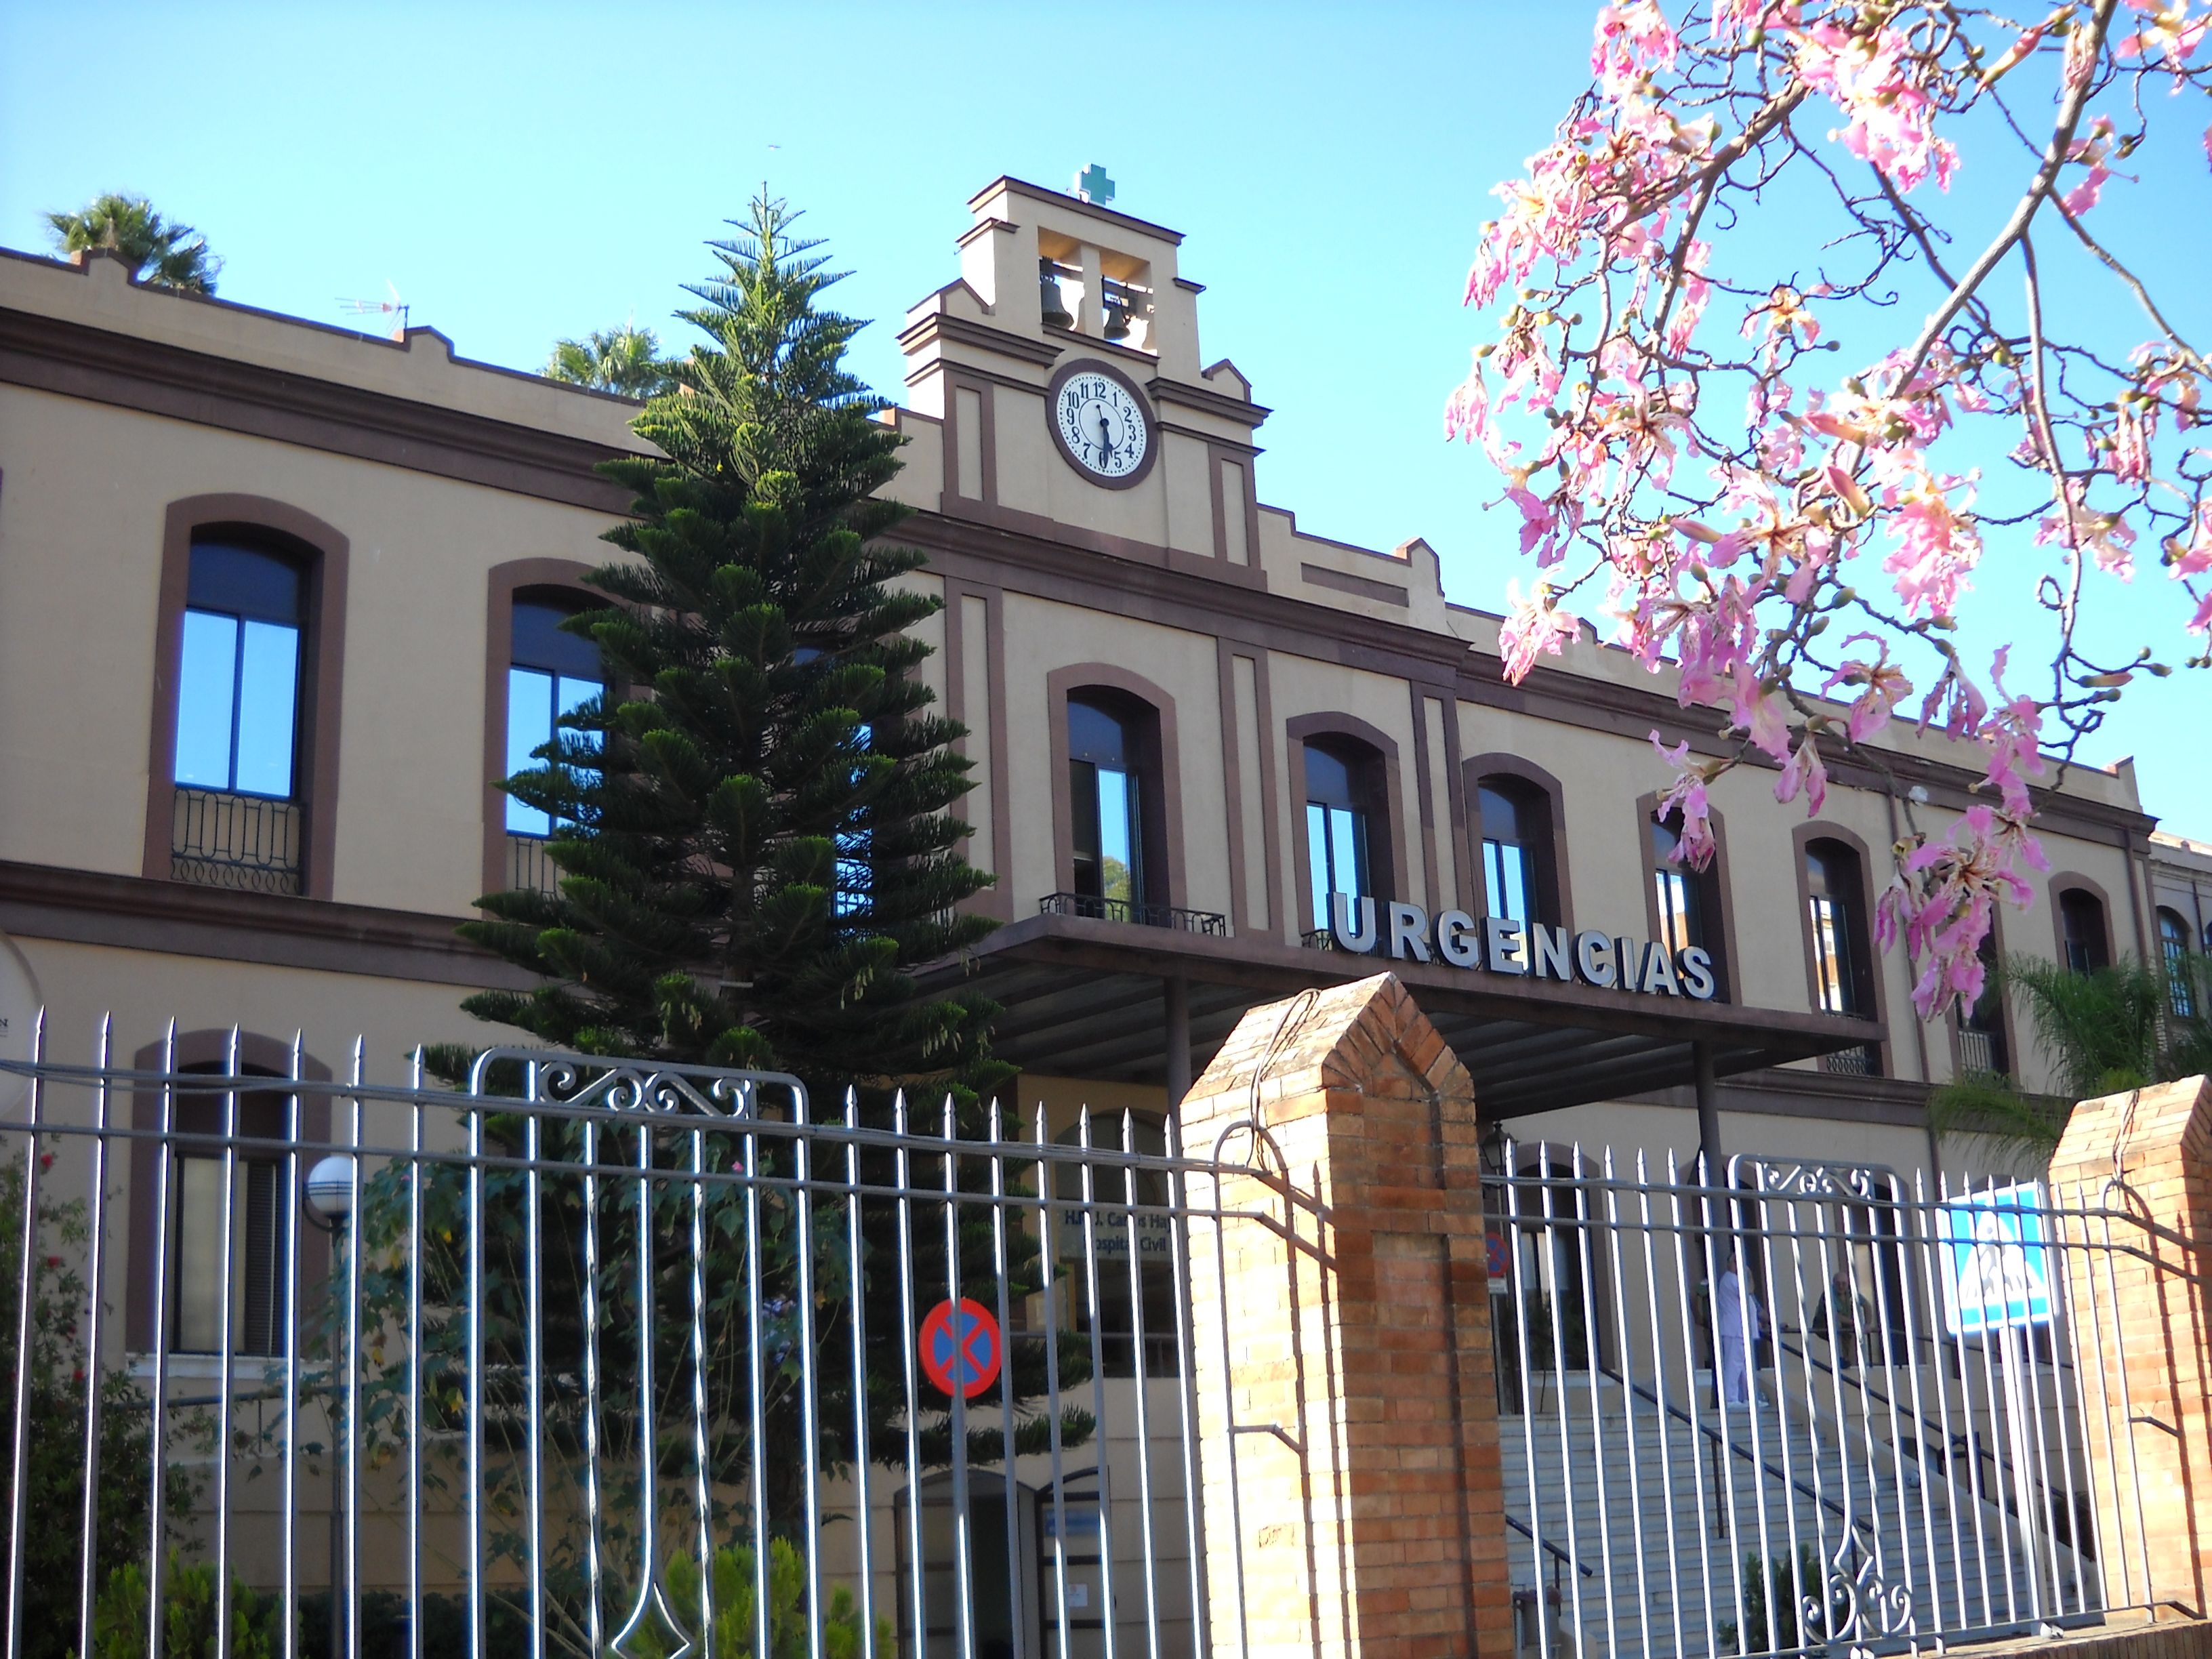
[1328,894,1718,1001]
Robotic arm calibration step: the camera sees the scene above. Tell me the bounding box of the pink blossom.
[1792,21,1957,191]
[1650,732,1719,868]
[1774,730,1828,812]
[1881,470,1982,619]
[1499,581,1580,682]
[1824,641,1914,743]
[2036,483,2137,579]
[1592,0,1681,93]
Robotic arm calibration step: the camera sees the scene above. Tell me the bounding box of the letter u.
[1331,891,1378,954]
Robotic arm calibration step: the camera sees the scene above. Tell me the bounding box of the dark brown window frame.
[126,1029,333,1354]
[1287,712,1408,931]
[1044,664,1188,912]
[1635,790,1740,1002]
[1463,753,1575,934]
[1792,821,1891,1075]
[143,495,349,899]
[482,558,613,899]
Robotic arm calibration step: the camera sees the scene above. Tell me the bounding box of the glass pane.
[512,598,599,678]
[1486,840,1529,923]
[1304,744,1354,808]
[1097,766,1137,905]
[1068,699,1130,768]
[1656,869,1692,955]
[233,619,300,798]
[556,673,602,827]
[1330,805,1364,902]
[173,1158,228,1353]
[187,542,300,622]
[174,610,239,788]
[506,667,553,837]
[1811,895,1850,1012]
[1307,802,1331,928]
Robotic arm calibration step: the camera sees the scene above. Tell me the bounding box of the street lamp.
[302,1153,355,1659]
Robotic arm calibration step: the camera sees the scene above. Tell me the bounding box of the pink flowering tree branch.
[1450,0,2212,1021]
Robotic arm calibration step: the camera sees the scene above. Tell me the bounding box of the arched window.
[1651,811,1728,998]
[2059,886,2111,974]
[1475,774,1561,927]
[2160,907,2196,1019]
[1067,692,1159,920]
[170,537,310,893]
[1304,736,1387,933]
[1805,837,1880,1074]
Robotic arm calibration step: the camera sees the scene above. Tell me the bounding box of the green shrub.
[75,1555,282,1659]
[625,1537,883,1659]
[1715,1544,1828,1655]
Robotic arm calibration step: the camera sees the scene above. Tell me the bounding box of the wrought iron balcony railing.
[1039,891,1229,936]
[1819,1042,1879,1076]
[170,787,301,896]
[506,833,562,896]
[1956,1024,2004,1077]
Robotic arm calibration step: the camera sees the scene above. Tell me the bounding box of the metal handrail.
[1771,1326,2039,1526]
[1597,1359,1854,1531]
[1504,1511,1595,1578]
[1038,891,1230,935]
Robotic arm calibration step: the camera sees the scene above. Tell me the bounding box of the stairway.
[1501,1380,2097,1658]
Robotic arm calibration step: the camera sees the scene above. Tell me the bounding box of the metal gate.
[1484,1141,2167,1658]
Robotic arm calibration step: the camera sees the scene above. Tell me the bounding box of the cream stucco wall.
[0,382,625,914]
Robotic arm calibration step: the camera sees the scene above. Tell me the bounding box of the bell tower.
[895,176,1270,581]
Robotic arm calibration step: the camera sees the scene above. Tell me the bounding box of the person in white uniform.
[1715,1263,1763,1406]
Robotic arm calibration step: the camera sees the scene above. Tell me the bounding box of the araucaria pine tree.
[464,193,1003,1094]
[346,201,1092,1635]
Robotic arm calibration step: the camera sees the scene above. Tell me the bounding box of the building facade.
[0,175,2181,1193]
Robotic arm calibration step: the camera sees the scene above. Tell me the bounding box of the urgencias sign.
[1328,893,1719,1002]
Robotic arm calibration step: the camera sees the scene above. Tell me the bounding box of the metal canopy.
[916,911,1886,1120]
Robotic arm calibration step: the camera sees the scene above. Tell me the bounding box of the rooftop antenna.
[338,281,410,340]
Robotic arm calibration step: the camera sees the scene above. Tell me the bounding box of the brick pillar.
[1180,972,1511,1659]
[2049,1075,2212,1620]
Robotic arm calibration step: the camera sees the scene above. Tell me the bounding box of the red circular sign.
[918,1297,1002,1400]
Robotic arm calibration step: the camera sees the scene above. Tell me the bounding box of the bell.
[1039,261,1073,329]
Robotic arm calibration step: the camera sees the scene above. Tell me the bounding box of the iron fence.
[0,1015,1262,1659]
[0,1012,2188,1659]
[1484,1143,2165,1659]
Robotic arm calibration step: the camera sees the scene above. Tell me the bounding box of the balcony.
[1819,1044,1879,1076]
[170,787,300,896]
[1038,892,1227,936]
[506,834,562,896]
[1957,1024,2004,1077]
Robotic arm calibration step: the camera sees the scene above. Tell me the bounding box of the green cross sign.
[1076,164,1115,205]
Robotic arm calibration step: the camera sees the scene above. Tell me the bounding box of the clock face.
[1054,369,1151,482]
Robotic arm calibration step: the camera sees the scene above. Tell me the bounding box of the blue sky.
[3,1,2204,834]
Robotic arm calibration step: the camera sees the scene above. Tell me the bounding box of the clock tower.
[892,176,1271,582]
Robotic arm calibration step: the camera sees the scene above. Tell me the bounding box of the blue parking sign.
[1938,1182,2053,1336]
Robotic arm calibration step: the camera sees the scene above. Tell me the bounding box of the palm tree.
[542,323,676,398]
[1929,951,2212,1168]
[44,194,220,294]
